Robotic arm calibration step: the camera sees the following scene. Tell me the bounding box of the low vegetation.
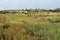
[0,8,60,40]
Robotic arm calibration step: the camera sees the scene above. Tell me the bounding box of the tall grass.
[0,11,60,40]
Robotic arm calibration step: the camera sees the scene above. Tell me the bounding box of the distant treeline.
[0,8,60,14]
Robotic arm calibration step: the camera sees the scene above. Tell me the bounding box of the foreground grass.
[0,12,60,40]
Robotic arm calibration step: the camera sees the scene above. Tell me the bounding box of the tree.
[54,8,60,12]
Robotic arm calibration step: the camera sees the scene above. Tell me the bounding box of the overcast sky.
[0,0,60,10]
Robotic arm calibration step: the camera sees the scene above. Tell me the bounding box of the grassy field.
[0,10,60,40]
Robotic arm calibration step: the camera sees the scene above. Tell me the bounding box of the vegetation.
[0,8,60,40]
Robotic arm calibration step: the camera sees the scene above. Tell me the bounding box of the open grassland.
[0,10,60,40]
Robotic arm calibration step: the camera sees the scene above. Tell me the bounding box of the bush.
[3,23,10,29]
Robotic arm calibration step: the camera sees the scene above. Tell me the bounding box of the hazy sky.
[0,0,60,10]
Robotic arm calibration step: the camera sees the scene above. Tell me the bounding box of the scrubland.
[0,9,60,40]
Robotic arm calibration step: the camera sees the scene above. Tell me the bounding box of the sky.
[0,0,60,10]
